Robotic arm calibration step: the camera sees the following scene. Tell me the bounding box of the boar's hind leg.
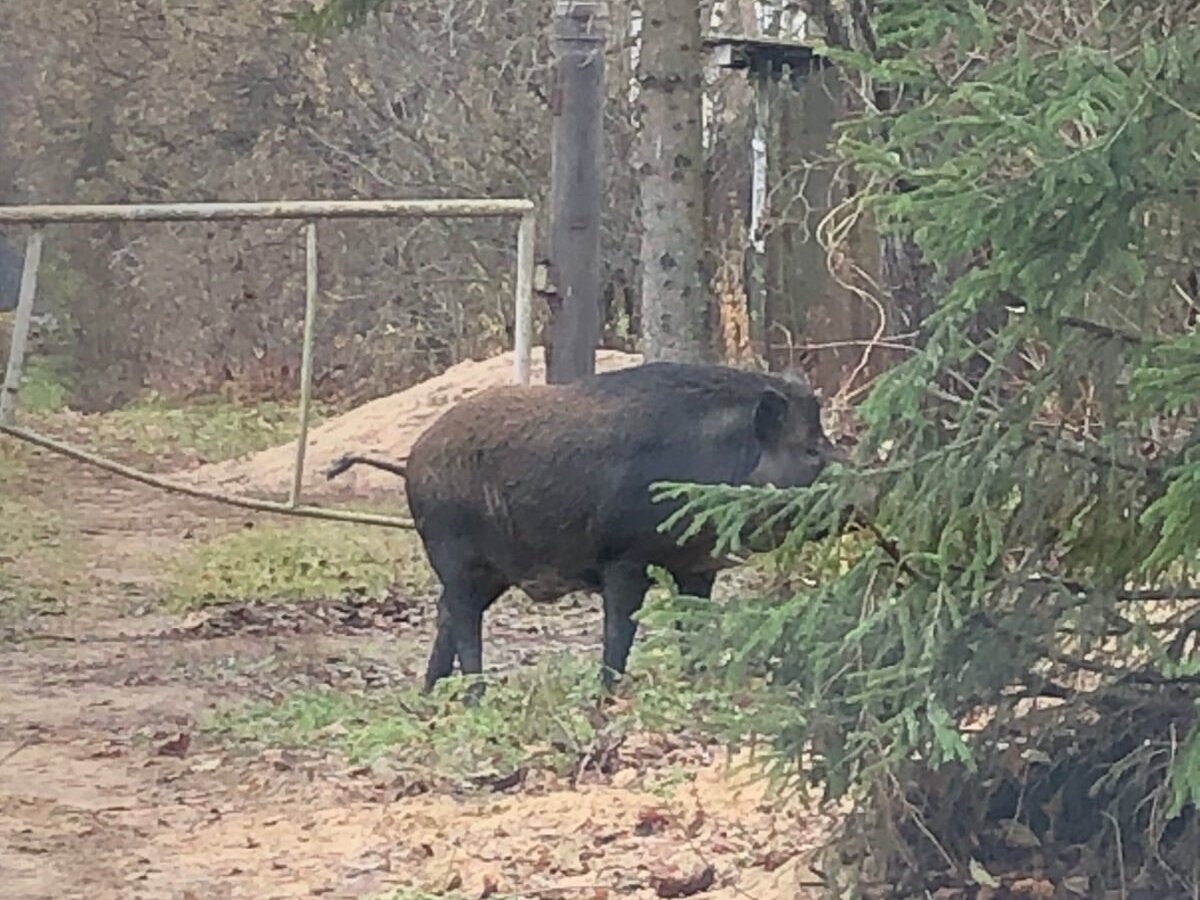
[600,562,652,690]
[671,571,715,631]
[673,571,716,675]
[424,573,505,692]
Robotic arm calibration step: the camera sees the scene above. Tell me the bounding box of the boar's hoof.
[463,680,488,707]
[600,665,624,694]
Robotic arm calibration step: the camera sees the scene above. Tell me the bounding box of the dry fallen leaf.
[969,858,1000,888]
[611,768,639,789]
[998,818,1041,849]
[1010,877,1055,898]
[473,768,524,792]
[593,828,621,846]
[1062,875,1090,895]
[89,743,125,760]
[684,809,706,839]
[479,871,501,898]
[649,863,716,898]
[635,807,672,837]
[754,847,793,871]
[155,732,191,758]
[551,845,588,875]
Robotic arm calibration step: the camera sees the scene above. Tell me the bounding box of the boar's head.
[744,385,842,489]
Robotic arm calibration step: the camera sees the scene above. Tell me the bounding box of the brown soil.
[1,403,835,900]
[182,347,642,498]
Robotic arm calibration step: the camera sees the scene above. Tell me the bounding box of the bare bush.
[0,1,642,409]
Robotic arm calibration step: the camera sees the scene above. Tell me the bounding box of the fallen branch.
[0,422,415,530]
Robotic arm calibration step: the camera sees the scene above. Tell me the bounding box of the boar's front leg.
[672,571,716,675]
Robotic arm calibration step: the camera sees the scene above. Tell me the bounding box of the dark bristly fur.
[328,361,840,694]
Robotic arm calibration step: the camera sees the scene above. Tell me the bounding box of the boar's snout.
[825,436,852,467]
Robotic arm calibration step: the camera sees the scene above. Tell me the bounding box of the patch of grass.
[0,574,68,624]
[0,374,85,620]
[0,434,35,486]
[16,359,72,412]
[650,763,697,798]
[375,890,465,900]
[20,392,332,466]
[5,337,327,463]
[0,492,83,623]
[212,687,429,762]
[75,395,332,463]
[164,518,433,609]
[207,651,733,787]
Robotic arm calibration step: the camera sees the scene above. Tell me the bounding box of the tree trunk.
[69,94,146,411]
[636,0,709,362]
[546,1,607,384]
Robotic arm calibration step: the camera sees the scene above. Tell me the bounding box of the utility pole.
[546,0,608,384]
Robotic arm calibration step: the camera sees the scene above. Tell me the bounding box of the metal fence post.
[514,212,536,385]
[290,221,320,507]
[0,230,44,425]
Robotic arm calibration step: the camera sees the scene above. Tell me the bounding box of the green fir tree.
[652,2,1200,894]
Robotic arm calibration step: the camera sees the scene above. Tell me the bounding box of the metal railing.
[0,198,538,528]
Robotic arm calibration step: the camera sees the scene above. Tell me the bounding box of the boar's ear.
[753,388,789,447]
[796,393,822,433]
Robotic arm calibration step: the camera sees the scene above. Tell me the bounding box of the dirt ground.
[0,451,837,900]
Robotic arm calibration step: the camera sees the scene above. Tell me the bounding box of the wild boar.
[328,361,840,692]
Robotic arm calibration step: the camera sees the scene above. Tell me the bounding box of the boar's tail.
[325,454,408,481]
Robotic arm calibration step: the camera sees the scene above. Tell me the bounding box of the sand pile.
[182,346,642,498]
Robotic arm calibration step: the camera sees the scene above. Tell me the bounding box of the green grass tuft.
[207,650,736,787]
[0,491,83,622]
[16,359,72,412]
[59,395,332,463]
[164,518,433,609]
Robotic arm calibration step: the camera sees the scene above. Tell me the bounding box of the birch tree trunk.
[637,0,709,362]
